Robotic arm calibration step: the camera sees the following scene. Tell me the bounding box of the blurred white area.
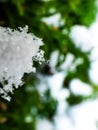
[36,118,54,130]
[70,16,98,84]
[42,14,61,27]
[42,13,65,27]
[59,53,75,71]
[37,15,98,130]
[70,79,92,96]
[49,50,59,72]
[70,25,93,52]
[69,99,98,130]
[37,73,98,130]
[47,72,67,100]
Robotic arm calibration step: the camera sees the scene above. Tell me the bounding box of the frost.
[0,26,44,101]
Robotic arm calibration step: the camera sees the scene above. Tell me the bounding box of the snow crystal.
[0,26,44,101]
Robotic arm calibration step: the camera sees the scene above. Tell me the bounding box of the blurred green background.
[0,0,98,129]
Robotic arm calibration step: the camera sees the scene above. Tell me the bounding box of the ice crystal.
[0,26,44,101]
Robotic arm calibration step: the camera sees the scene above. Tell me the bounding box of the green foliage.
[66,93,84,106]
[0,0,97,129]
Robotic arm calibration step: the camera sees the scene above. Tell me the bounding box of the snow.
[39,16,98,130]
[70,17,98,84]
[0,26,44,101]
[70,79,92,96]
